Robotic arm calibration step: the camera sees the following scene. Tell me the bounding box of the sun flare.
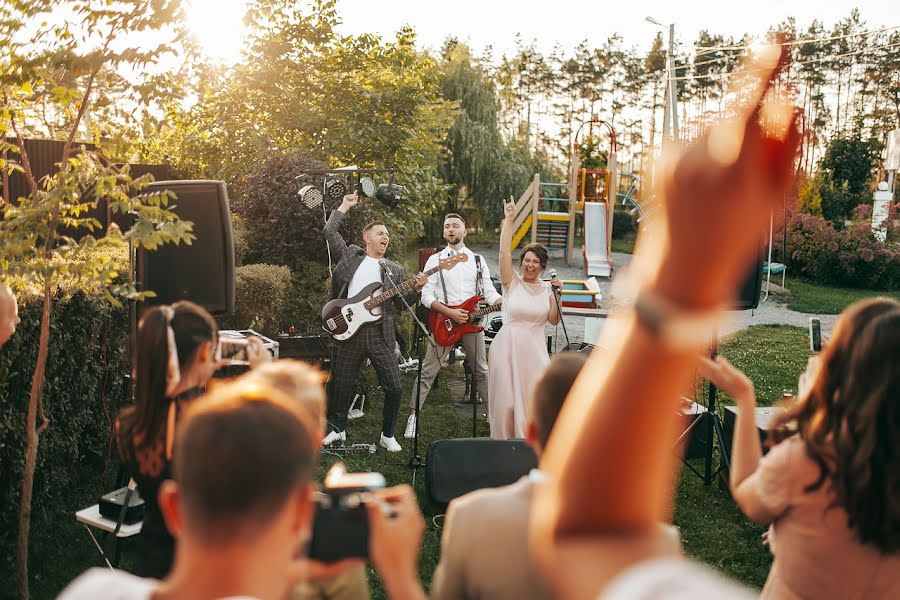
[185,0,249,65]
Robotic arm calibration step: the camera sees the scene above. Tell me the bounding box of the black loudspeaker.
[138,180,235,315]
[722,406,785,461]
[425,438,538,508]
[733,245,765,311]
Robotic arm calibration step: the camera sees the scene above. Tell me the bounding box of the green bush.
[0,292,130,600]
[231,213,250,267]
[229,264,293,337]
[787,208,899,289]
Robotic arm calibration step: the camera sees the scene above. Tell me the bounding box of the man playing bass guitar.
[322,193,427,452]
[405,213,502,438]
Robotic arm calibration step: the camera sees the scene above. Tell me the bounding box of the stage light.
[324,178,347,199]
[376,183,404,208]
[298,185,324,208]
[358,176,377,198]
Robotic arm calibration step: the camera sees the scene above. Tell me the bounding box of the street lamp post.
[646,17,679,143]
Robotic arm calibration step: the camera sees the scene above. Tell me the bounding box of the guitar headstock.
[438,252,469,271]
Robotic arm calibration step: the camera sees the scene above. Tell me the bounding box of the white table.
[76,504,142,568]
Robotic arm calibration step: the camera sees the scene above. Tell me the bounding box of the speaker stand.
[675,326,732,488]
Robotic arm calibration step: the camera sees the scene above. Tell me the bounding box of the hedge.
[0,292,130,600]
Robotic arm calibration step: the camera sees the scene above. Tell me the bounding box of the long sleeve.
[323,209,350,261]
[420,253,441,309]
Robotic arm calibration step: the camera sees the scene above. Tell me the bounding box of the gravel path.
[470,244,838,346]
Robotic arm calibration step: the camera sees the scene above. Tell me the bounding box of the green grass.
[53,325,811,599]
[610,235,635,254]
[769,277,900,314]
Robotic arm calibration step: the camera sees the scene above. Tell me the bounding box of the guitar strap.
[475,254,483,298]
[439,249,451,305]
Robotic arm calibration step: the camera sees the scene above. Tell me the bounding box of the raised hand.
[503,196,516,220]
[638,39,800,310]
[339,193,360,213]
[698,356,755,409]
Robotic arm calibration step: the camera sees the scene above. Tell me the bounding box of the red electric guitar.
[429,295,500,347]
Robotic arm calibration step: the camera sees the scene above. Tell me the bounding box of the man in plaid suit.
[322,193,426,452]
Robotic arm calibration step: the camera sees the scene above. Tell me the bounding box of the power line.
[693,25,900,58]
[670,40,900,83]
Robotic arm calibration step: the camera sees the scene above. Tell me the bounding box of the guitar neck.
[473,304,496,318]
[364,263,442,310]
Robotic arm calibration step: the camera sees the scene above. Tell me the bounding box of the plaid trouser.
[329,324,402,437]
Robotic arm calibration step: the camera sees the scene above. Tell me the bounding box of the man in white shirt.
[322,193,426,452]
[405,213,502,438]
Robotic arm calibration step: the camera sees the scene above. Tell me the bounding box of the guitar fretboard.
[363,263,443,310]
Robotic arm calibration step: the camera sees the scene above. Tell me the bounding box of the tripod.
[674,326,731,487]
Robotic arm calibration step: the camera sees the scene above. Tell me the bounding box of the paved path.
[470,244,838,347]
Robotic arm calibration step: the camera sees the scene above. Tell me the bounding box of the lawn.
[317,323,811,597]
[48,322,810,599]
[770,277,900,314]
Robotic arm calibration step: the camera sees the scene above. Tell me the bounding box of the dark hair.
[444,213,466,226]
[119,301,217,449]
[173,382,318,543]
[528,352,588,447]
[770,297,900,552]
[363,220,386,235]
[519,243,549,270]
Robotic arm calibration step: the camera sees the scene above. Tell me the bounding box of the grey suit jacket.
[431,475,554,600]
[323,209,410,347]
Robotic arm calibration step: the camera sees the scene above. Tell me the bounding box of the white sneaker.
[380,434,402,452]
[404,414,417,439]
[322,430,346,446]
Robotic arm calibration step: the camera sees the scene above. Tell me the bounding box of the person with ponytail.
[115,301,266,578]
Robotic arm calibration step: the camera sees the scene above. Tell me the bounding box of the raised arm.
[530,40,799,599]
[498,196,516,288]
[323,193,359,260]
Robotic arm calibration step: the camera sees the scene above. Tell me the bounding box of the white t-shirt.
[58,568,262,600]
[600,558,757,600]
[348,256,383,315]
[57,569,155,600]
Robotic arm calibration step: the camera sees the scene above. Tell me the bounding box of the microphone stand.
[550,282,570,350]
[381,263,434,470]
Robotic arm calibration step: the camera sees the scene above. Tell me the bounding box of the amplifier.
[277,331,333,368]
[723,406,785,460]
[98,486,145,525]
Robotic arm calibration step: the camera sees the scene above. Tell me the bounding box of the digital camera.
[307,463,386,562]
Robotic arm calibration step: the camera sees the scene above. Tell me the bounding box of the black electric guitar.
[322,253,468,341]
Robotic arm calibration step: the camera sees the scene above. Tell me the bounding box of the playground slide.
[583,201,612,277]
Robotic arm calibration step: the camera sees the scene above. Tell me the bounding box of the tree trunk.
[16,283,52,600]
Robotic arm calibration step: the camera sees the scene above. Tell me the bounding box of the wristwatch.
[633,288,723,350]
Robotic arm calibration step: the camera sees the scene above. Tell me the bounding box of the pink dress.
[488,271,551,439]
[747,436,900,599]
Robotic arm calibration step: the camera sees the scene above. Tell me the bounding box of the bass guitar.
[322,253,468,341]
[429,295,500,347]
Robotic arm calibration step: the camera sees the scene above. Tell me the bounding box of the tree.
[436,41,532,230]
[0,2,193,597]
[818,133,879,222]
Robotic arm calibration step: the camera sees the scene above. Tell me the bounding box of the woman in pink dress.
[488,196,563,439]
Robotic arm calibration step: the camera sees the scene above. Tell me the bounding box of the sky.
[332,0,900,60]
[187,0,900,65]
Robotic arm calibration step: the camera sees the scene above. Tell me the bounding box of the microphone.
[548,269,561,295]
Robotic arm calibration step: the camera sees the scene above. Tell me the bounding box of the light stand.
[380,265,435,469]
